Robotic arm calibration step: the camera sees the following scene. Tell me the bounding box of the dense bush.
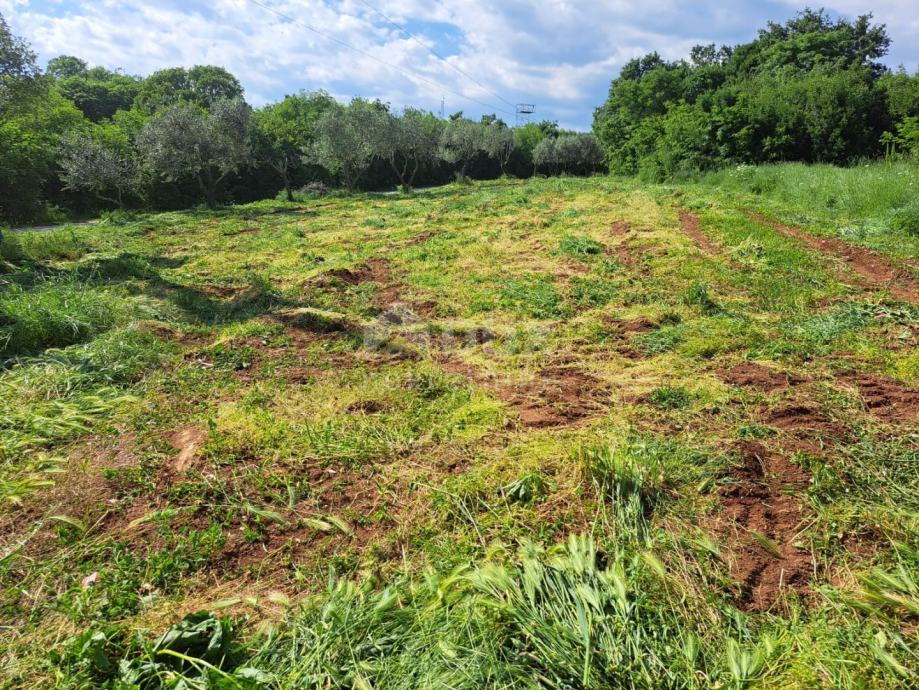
[593,9,917,179]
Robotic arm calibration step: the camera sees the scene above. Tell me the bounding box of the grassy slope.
[0,175,917,688]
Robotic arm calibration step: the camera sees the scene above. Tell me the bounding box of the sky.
[3,0,918,130]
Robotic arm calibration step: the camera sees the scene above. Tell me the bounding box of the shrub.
[889,204,919,236]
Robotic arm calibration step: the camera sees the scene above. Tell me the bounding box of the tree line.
[592,8,919,179]
[0,13,604,224]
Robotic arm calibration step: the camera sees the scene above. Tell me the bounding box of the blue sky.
[3,0,918,130]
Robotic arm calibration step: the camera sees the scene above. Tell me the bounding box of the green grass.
[2,175,918,689]
[698,161,919,262]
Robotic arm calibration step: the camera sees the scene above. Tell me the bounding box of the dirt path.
[678,209,719,255]
[8,220,98,234]
[750,212,919,304]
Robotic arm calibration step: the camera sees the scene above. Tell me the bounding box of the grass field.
[1,171,918,688]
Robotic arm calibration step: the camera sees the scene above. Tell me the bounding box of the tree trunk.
[199,170,218,209]
[389,157,407,191]
[279,157,294,202]
[95,192,122,208]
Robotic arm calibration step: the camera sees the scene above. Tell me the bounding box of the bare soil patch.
[609,221,636,267]
[317,258,392,288]
[602,316,657,360]
[751,213,919,304]
[678,208,718,255]
[841,372,919,423]
[766,401,845,437]
[440,358,608,428]
[718,440,813,611]
[223,466,393,573]
[719,362,804,393]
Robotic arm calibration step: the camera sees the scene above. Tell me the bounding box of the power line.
[246,0,516,117]
[353,0,518,110]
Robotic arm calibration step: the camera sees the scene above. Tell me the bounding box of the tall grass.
[702,162,919,220]
[0,227,89,264]
[203,535,725,689]
[0,279,124,358]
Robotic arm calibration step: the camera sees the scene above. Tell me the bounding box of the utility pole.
[515,103,535,127]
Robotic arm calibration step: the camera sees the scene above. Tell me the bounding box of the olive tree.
[307,98,385,193]
[375,107,441,191]
[532,136,559,175]
[483,122,515,176]
[439,118,487,181]
[137,97,252,208]
[534,133,605,176]
[254,90,335,201]
[58,132,139,207]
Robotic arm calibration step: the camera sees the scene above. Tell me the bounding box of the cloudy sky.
[3,1,918,129]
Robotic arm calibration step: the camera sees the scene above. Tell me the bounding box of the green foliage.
[117,612,239,688]
[888,203,919,236]
[137,98,253,208]
[0,89,86,223]
[557,234,602,257]
[135,65,243,114]
[307,98,386,192]
[254,90,336,199]
[533,133,605,176]
[0,12,42,116]
[499,274,569,319]
[593,9,898,176]
[53,61,141,122]
[232,535,722,689]
[648,385,692,410]
[0,279,123,357]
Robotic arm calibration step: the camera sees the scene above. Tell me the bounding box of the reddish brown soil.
[751,213,919,304]
[841,372,919,423]
[601,316,657,360]
[440,359,608,428]
[609,221,636,267]
[718,440,813,611]
[620,317,657,334]
[678,208,718,255]
[766,402,845,437]
[401,230,436,247]
[718,362,804,393]
[225,466,393,572]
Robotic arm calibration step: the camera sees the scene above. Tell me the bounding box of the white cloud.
[4,0,918,129]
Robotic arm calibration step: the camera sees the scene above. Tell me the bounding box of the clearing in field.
[2,175,918,688]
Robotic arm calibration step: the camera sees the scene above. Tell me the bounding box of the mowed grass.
[1,176,918,688]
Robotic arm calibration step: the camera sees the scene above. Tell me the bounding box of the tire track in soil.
[716,368,821,611]
[750,212,919,304]
[677,208,719,255]
[718,440,814,612]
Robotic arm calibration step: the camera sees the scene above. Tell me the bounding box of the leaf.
[48,514,87,533]
[244,503,289,525]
